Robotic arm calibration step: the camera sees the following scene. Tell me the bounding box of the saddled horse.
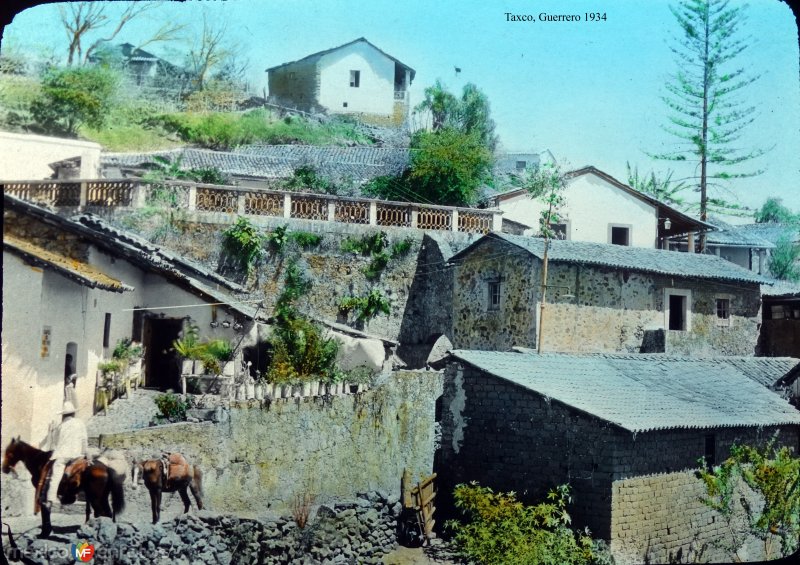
[132,453,203,523]
[1,438,53,538]
[57,457,125,523]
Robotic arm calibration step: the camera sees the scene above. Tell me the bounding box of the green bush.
[290,231,323,248]
[390,238,414,258]
[447,483,596,565]
[112,337,143,361]
[30,66,118,136]
[223,216,265,274]
[154,392,190,422]
[340,289,392,323]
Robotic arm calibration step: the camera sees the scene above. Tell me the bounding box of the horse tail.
[193,465,203,496]
[108,468,125,517]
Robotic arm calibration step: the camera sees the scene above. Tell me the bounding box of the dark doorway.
[669,295,686,331]
[143,317,183,390]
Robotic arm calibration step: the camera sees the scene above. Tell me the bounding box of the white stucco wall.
[499,172,658,248]
[0,131,101,180]
[317,42,396,116]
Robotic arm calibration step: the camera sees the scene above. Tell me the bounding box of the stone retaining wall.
[100,371,443,515]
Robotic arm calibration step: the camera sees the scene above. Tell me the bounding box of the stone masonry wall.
[437,362,620,538]
[100,371,442,516]
[610,426,799,565]
[450,239,761,355]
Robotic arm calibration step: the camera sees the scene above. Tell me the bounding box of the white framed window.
[664,289,691,331]
[488,280,502,311]
[349,70,360,88]
[716,297,732,327]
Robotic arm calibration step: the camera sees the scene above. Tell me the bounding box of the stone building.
[266,37,415,126]
[448,232,768,355]
[759,281,800,359]
[437,350,800,564]
[485,166,710,248]
[2,194,257,448]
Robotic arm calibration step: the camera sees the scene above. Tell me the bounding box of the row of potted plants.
[96,338,145,412]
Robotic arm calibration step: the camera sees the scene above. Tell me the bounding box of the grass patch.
[81,123,182,152]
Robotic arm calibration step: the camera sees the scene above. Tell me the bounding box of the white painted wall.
[317,42,396,116]
[0,131,101,180]
[498,172,658,247]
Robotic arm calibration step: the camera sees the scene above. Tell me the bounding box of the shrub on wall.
[447,483,598,565]
[222,216,265,274]
[339,289,391,323]
[154,392,190,423]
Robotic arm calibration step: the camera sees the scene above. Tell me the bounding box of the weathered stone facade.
[452,237,762,355]
[437,361,799,564]
[100,372,442,515]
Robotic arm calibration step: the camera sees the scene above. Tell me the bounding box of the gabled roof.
[490,166,713,235]
[449,350,800,433]
[449,232,770,285]
[101,146,410,183]
[3,234,131,293]
[674,216,775,248]
[265,37,416,81]
[4,194,258,320]
[738,223,800,245]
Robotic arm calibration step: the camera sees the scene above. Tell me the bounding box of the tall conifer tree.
[654,0,764,251]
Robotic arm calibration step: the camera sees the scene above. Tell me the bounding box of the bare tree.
[59,2,151,65]
[187,16,236,91]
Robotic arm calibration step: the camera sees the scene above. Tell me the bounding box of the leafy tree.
[768,236,800,282]
[755,198,798,224]
[447,483,597,565]
[29,66,117,136]
[626,162,688,207]
[523,161,568,240]
[408,128,493,206]
[652,0,765,251]
[698,438,800,559]
[415,80,497,151]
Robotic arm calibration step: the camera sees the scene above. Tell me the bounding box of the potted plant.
[112,338,144,392]
[173,325,204,375]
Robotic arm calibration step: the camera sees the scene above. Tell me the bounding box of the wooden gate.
[402,469,437,541]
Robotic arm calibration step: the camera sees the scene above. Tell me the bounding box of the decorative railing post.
[491,211,503,232]
[451,210,459,232]
[284,194,292,218]
[79,181,88,208]
[369,201,378,225]
[411,208,419,229]
[188,185,197,211]
[132,182,147,208]
[237,193,246,215]
[327,200,336,222]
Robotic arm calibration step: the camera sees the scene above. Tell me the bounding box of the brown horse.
[2,438,53,537]
[57,457,125,523]
[132,453,203,523]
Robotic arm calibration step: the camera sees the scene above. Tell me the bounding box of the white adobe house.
[266,37,416,126]
[2,195,257,451]
[487,166,711,249]
[0,131,101,180]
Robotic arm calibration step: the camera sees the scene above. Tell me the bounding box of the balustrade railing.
[2,178,501,234]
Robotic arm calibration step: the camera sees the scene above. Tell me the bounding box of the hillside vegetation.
[0,73,371,152]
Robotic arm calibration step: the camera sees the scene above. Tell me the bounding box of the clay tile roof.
[449,350,800,432]
[3,234,131,292]
[449,232,771,285]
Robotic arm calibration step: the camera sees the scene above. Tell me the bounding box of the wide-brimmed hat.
[58,401,76,415]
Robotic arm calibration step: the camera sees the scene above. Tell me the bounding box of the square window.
[716,298,731,326]
[610,226,631,246]
[515,160,527,171]
[488,281,501,310]
[349,70,360,88]
[343,102,348,108]
[550,223,568,240]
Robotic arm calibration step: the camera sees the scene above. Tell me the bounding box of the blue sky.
[3,0,799,213]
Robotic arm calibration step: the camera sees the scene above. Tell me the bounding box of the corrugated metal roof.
[449,350,800,432]
[450,232,770,284]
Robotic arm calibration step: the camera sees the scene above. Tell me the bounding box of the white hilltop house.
[266,38,415,126]
[486,166,711,249]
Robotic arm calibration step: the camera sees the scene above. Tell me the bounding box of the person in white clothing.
[40,401,88,506]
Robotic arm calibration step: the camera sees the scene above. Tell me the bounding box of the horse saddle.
[34,460,54,515]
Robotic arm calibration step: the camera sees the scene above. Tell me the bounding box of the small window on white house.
[515,160,527,171]
[550,223,568,240]
[716,298,731,326]
[488,281,501,311]
[103,313,112,348]
[349,70,360,88]
[610,225,631,246]
[343,102,348,108]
